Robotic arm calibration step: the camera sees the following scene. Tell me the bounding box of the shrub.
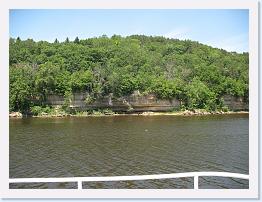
[221,106,229,112]
[102,108,114,115]
[92,110,103,115]
[30,106,52,116]
[85,94,95,104]
[30,106,43,116]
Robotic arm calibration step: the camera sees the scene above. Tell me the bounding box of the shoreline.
[9,110,249,118]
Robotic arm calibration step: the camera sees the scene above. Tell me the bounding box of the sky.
[9,9,249,53]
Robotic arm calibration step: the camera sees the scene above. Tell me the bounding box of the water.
[9,114,249,189]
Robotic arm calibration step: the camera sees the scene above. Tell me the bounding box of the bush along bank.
[9,106,116,118]
[9,105,248,118]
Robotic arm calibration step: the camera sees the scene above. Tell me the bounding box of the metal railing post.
[78,181,82,189]
[194,175,199,190]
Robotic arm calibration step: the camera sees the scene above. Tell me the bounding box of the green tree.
[71,70,93,92]
[185,78,216,110]
[65,37,70,43]
[9,65,35,112]
[74,37,80,44]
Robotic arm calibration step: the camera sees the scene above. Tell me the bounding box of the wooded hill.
[9,35,248,112]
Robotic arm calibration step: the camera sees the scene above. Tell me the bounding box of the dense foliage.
[9,35,248,112]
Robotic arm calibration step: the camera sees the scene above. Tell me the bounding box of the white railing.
[9,172,249,189]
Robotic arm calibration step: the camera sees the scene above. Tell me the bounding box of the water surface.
[10,114,249,189]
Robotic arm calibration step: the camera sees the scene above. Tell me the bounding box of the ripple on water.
[10,115,249,189]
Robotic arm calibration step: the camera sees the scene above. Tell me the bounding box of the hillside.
[9,35,249,112]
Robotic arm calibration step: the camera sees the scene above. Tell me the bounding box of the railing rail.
[9,172,249,189]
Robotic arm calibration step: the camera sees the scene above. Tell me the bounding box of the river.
[9,114,249,189]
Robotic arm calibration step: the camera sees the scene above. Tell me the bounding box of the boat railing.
[9,171,249,189]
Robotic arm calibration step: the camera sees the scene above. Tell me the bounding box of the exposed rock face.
[45,94,64,106]
[222,95,248,111]
[126,93,180,112]
[45,91,180,112]
[44,92,248,112]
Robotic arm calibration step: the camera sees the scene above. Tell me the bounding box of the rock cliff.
[44,91,248,112]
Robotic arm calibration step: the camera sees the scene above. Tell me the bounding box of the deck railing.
[9,172,249,189]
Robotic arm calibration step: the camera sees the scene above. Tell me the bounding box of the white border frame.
[0,0,259,199]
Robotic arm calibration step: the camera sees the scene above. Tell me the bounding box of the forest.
[9,35,249,113]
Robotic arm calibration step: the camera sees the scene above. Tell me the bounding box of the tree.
[9,65,35,112]
[54,38,59,43]
[71,70,93,92]
[35,62,59,101]
[65,37,70,43]
[74,37,80,44]
[185,78,216,110]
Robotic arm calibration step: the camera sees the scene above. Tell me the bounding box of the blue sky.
[10,9,248,53]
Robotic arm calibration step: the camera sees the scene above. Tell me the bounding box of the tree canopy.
[9,35,249,112]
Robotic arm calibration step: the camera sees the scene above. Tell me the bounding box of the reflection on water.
[9,114,248,189]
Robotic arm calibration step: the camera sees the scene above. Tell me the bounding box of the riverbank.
[9,109,249,118]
